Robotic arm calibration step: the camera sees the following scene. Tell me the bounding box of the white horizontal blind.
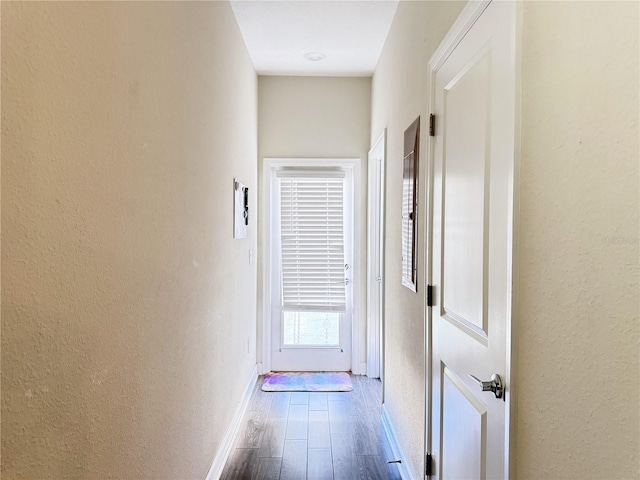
[279,171,346,313]
[402,152,414,282]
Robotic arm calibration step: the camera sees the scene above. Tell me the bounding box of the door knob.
[469,373,504,399]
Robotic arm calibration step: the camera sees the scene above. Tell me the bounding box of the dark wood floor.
[221,375,402,480]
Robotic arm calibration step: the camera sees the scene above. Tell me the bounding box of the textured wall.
[1,2,258,478]
[518,2,639,477]
[369,2,465,478]
[257,76,371,370]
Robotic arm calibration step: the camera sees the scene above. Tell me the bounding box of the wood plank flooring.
[221,375,402,480]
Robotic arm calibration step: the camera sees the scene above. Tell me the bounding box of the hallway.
[2,1,638,478]
[221,375,401,479]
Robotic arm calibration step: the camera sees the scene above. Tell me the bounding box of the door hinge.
[426,284,433,307]
[425,453,434,476]
[429,113,435,137]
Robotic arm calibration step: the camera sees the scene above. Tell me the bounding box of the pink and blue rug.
[262,372,353,392]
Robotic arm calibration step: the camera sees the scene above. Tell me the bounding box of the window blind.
[278,171,346,313]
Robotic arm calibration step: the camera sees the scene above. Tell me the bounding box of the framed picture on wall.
[402,116,419,292]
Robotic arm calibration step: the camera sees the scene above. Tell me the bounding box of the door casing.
[367,131,386,381]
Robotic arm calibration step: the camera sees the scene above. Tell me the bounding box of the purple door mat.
[262,372,353,392]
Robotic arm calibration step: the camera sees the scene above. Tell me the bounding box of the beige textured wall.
[257,76,371,369]
[1,2,258,479]
[369,2,465,478]
[373,2,639,477]
[518,2,639,478]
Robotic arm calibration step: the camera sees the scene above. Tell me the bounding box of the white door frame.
[262,157,362,375]
[424,0,521,477]
[367,131,386,380]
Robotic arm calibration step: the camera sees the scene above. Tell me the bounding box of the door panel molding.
[442,310,489,347]
[441,45,491,337]
[442,365,488,480]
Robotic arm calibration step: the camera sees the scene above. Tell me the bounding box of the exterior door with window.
[269,166,353,372]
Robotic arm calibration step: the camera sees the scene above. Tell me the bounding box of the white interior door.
[429,1,517,478]
[367,131,385,380]
[269,164,354,372]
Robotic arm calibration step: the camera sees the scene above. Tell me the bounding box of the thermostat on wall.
[234,179,249,239]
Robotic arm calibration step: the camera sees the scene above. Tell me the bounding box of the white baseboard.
[381,404,415,480]
[205,364,258,480]
[257,362,265,375]
[351,363,367,375]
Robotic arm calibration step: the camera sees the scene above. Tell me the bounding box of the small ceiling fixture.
[303,51,326,62]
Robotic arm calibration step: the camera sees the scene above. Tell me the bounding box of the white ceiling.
[230,1,399,76]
